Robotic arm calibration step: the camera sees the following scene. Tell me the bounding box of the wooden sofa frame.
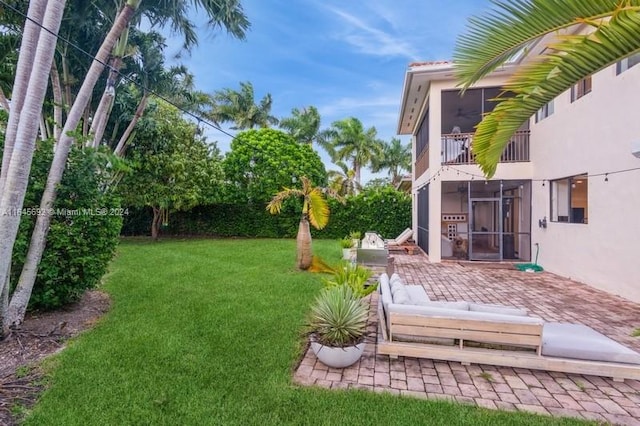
[377,300,640,382]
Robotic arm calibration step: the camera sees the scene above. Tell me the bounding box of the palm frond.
[462,4,640,177]
[453,0,638,89]
[266,188,304,214]
[307,188,330,230]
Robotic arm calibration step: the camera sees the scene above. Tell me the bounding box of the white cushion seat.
[542,323,640,365]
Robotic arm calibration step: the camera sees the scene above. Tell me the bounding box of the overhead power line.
[0,0,237,140]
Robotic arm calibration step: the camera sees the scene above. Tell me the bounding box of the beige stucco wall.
[529,63,640,303]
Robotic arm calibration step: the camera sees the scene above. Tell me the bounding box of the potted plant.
[323,262,377,297]
[309,285,368,368]
[349,231,361,249]
[339,237,354,260]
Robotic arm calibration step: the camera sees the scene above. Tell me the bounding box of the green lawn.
[25,239,587,425]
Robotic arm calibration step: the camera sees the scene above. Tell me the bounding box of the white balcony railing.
[441,130,530,165]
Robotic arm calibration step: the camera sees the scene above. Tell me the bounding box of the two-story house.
[397,42,640,302]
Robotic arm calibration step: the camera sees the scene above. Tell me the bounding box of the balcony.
[441,130,530,165]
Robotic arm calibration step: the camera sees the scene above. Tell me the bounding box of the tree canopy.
[222,128,327,204]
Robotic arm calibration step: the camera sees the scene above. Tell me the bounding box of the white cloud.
[323,6,420,60]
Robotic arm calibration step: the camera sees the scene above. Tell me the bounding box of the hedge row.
[122,187,411,240]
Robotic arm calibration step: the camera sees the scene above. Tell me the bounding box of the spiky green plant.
[339,237,354,249]
[309,286,368,347]
[323,261,377,297]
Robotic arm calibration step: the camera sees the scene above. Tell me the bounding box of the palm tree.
[267,176,343,270]
[320,117,383,185]
[372,137,411,185]
[209,81,279,129]
[328,161,361,196]
[453,0,640,178]
[0,0,64,333]
[279,106,321,145]
[88,0,249,148]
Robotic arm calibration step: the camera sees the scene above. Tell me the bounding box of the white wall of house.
[529,63,640,302]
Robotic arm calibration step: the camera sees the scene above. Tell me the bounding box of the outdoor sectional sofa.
[377,273,640,382]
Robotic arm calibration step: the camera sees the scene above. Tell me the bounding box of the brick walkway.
[294,253,640,425]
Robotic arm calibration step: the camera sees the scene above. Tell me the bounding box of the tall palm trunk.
[0,0,46,332]
[114,92,149,156]
[50,61,64,141]
[354,162,361,186]
[297,216,313,270]
[1,269,9,336]
[0,0,65,330]
[0,1,45,195]
[90,28,129,148]
[6,1,140,327]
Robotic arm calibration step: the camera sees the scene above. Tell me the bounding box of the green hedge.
[8,140,122,310]
[121,187,411,239]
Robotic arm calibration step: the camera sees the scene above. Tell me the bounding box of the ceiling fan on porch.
[455,107,480,119]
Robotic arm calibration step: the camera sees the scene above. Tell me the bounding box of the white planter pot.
[342,248,354,260]
[310,338,365,368]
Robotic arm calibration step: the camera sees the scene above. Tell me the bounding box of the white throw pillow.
[390,273,403,285]
[390,280,404,296]
[392,285,411,304]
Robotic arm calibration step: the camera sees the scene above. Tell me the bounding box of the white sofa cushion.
[390,280,404,296]
[468,302,528,316]
[392,286,411,304]
[542,323,640,365]
[416,300,470,310]
[379,273,393,313]
[405,285,430,304]
[389,303,544,325]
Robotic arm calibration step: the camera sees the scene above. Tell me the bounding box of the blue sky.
[167,0,491,182]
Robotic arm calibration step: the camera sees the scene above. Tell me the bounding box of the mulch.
[0,291,111,425]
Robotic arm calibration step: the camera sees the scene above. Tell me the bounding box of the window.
[535,101,554,122]
[616,52,640,74]
[550,174,588,224]
[571,76,592,102]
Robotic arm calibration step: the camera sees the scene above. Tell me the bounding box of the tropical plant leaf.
[454,0,637,89]
[454,0,640,177]
[307,255,337,274]
[307,188,329,229]
[266,188,304,214]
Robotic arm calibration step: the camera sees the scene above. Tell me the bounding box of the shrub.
[222,128,327,204]
[121,186,411,240]
[8,140,122,310]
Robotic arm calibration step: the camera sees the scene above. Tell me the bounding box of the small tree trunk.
[0,86,10,112]
[151,207,161,240]
[296,217,313,270]
[7,2,139,327]
[114,93,149,156]
[39,114,48,140]
[50,61,63,140]
[61,47,73,108]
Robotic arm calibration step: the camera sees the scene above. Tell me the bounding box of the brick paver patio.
[294,253,640,425]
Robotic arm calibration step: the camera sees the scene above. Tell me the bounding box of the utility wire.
[0,0,237,140]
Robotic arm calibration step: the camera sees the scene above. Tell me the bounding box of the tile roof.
[408,60,452,67]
